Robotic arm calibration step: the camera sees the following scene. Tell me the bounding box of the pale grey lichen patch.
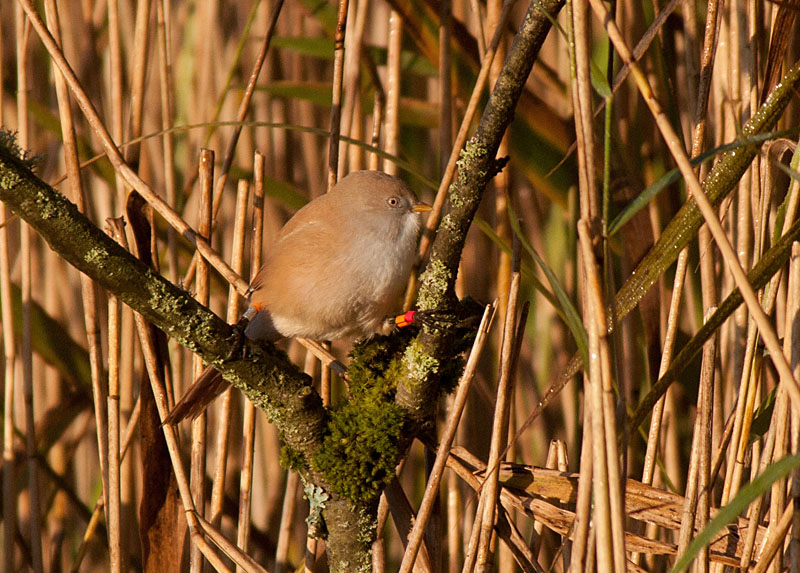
[304,482,329,538]
[403,339,440,382]
[417,259,451,309]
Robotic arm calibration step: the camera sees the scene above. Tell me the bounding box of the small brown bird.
[164,170,431,424]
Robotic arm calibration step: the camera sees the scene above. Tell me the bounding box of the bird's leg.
[394,298,486,330]
[394,309,454,329]
[224,304,260,362]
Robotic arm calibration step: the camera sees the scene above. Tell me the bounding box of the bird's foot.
[224,315,250,362]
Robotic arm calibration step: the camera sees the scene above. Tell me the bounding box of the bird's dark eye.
[387,196,401,207]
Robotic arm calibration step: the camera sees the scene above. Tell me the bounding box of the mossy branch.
[396,0,566,420]
[0,145,328,476]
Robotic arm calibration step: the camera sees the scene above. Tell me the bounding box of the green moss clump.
[312,393,405,502]
[312,332,414,503]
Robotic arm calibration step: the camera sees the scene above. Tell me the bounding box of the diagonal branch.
[0,146,328,474]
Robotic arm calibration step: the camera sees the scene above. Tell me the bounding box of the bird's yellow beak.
[412,202,432,213]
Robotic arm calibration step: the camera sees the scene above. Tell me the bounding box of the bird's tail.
[163,365,229,424]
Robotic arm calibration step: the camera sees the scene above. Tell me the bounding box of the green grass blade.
[670,454,800,572]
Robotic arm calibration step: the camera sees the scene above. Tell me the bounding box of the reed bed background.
[1,0,799,570]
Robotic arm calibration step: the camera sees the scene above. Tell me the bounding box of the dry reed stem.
[328,0,350,188]
[675,307,716,568]
[105,226,122,573]
[530,442,560,558]
[578,221,626,572]
[790,242,800,572]
[368,88,384,171]
[486,0,512,449]
[570,402,593,572]
[733,8,756,421]
[236,152,267,564]
[446,468,462,571]
[1,200,17,573]
[570,0,598,223]
[475,255,520,569]
[398,302,496,573]
[155,0,179,284]
[127,0,151,167]
[107,0,123,185]
[297,339,324,572]
[463,469,489,569]
[739,399,780,568]
[770,241,800,570]
[16,5,44,570]
[208,179,251,529]
[339,0,370,174]
[640,250,688,483]
[719,314,761,505]
[190,149,214,572]
[438,0,453,175]
[751,501,795,573]
[0,22,11,564]
[384,10,403,177]
[274,470,299,572]
[71,500,105,573]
